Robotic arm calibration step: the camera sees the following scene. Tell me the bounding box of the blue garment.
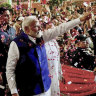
[14,32,51,96]
[7,27,16,41]
[0,29,10,45]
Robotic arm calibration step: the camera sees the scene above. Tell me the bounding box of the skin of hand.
[61,76,65,84]
[94,68,96,72]
[94,68,96,76]
[0,73,2,82]
[93,58,96,74]
[12,93,19,96]
[80,13,91,22]
[60,75,65,84]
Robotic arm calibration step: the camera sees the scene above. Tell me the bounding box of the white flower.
[67,81,72,85]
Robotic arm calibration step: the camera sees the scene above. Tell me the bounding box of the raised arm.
[43,12,91,42]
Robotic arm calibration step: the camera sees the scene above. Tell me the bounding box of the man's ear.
[24,26,29,34]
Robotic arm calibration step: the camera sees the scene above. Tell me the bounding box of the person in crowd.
[13,17,22,36]
[6,12,91,96]
[88,21,96,55]
[70,34,96,70]
[42,22,62,96]
[0,7,11,96]
[77,24,84,35]
[0,23,10,96]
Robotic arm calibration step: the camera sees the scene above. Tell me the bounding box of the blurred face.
[3,24,7,30]
[56,16,61,21]
[17,20,22,25]
[3,10,10,23]
[0,10,10,28]
[46,24,52,29]
[46,24,49,30]
[28,20,41,37]
[52,19,58,26]
[78,40,88,48]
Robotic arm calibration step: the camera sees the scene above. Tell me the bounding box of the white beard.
[36,30,43,38]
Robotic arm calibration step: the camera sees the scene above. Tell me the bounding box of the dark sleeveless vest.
[14,32,51,96]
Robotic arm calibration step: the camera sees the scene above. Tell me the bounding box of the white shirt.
[45,39,61,96]
[6,18,80,95]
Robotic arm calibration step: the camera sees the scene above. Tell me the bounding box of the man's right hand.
[80,12,91,22]
[12,93,19,96]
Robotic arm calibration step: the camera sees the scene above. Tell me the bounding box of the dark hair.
[75,35,87,44]
[0,7,7,15]
[93,21,96,28]
[74,26,78,30]
[42,22,47,29]
[16,17,20,21]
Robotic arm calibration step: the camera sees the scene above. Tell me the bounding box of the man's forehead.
[32,20,39,24]
[30,20,36,24]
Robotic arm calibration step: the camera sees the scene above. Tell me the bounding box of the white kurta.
[45,39,61,96]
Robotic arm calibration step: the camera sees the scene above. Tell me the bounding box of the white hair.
[22,16,37,32]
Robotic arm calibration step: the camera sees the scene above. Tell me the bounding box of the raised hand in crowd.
[0,73,3,84]
[12,93,19,96]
